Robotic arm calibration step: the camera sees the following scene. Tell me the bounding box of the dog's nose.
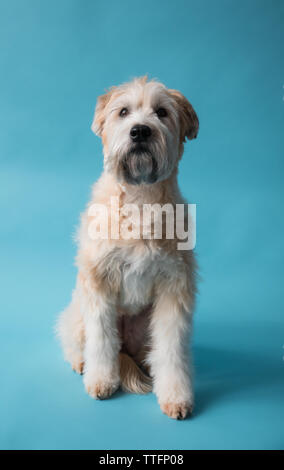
[130,125,151,142]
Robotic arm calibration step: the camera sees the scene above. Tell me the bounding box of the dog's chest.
[116,246,160,313]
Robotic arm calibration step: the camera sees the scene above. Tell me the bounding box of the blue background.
[0,0,283,450]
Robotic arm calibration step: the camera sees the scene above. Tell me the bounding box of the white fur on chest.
[117,245,160,314]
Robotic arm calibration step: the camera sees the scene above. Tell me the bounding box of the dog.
[57,76,199,420]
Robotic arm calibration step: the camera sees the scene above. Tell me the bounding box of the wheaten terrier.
[57,76,199,420]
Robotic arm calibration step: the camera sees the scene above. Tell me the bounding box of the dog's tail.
[119,352,152,394]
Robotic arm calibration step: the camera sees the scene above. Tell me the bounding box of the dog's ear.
[91,88,115,137]
[168,89,199,142]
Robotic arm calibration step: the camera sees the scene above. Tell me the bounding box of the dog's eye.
[119,108,128,117]
[156,107,167,118]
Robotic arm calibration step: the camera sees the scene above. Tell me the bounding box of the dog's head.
[91,76,199,185]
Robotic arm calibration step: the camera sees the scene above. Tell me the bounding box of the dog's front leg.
[82,287,120,400]
[149,291,194,420]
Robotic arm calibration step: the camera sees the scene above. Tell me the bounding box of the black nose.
[130,125,151,142]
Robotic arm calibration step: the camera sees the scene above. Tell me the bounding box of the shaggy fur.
[57,76,199,419]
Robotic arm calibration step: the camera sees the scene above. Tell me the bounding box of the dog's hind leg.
[57,283,85,374]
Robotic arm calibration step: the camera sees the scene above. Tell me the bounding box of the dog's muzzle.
[121,146,158,185]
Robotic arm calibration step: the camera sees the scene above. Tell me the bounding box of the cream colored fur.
[57,77,198,419]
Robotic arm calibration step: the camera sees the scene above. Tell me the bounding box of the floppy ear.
[168,89,199,141]
[91,88,115,137]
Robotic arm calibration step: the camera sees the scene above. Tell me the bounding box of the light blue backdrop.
[0,0,283,450]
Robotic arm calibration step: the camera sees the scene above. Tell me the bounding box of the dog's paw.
[71,359,84,375]
[64,349,84,375]
[160,401,193,420]
[84,376,119,400]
